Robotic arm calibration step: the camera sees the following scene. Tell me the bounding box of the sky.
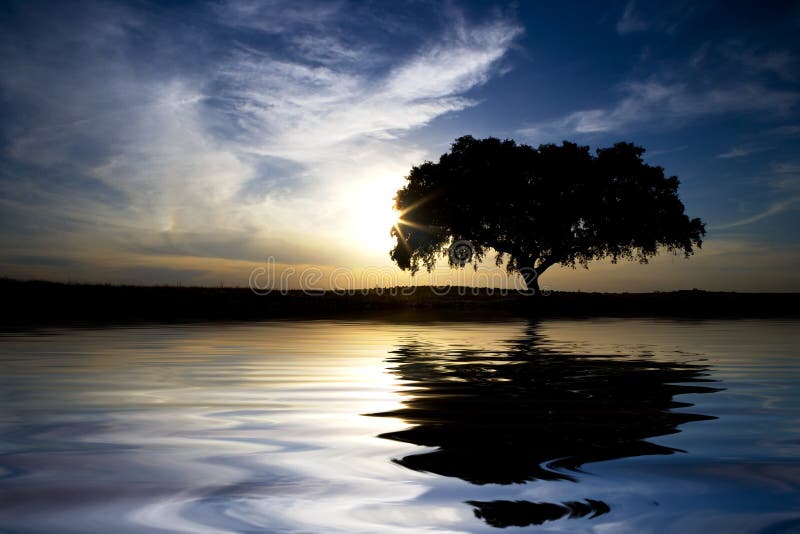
[1,0,799,291]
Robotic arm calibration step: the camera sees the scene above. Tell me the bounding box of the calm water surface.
[1,319,798,533]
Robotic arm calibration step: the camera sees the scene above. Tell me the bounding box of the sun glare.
[350,177,403,254]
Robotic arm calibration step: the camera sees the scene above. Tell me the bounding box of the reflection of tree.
[467,499,611,528]
[369,323,720,526]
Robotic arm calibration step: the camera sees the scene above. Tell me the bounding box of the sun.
[350,176,403,254]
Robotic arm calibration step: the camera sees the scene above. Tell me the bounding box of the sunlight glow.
[350,176,405,254]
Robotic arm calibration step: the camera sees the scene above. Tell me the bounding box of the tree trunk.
[521,258,554,295]
[521,267,541,295]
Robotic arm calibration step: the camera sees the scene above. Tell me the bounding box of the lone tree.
[389,136,705,293]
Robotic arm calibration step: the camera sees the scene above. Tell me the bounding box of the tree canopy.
[389,136,705,292]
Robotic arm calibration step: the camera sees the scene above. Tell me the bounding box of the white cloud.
[217,16,521,156]
[0,1,522,272]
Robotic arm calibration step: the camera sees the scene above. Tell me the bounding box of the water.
[0,319,798,533]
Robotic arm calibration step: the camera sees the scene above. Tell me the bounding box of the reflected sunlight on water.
[0,319,799,533]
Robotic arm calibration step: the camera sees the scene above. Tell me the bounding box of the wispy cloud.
[772,161,800,175]
[721,43,797,82]
[712,197,800,230]
[616,2,700,37]
[616,1,649,34]
[0,1,522,276]
[647,145,688,156]
[716,145,774,159]
[712,159,800,230]
[519,79,799,140]
[518,41,800,141]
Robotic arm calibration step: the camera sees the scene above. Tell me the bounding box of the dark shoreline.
[2,278,799,327]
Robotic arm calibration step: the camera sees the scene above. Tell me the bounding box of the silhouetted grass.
[1,277,798,326]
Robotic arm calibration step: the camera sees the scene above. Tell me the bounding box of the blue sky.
[1,1,799,290]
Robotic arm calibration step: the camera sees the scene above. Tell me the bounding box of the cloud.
[0,1,522,276]
[518,39,800,143]
[616,1,649,34]
[712,159,800,230]
[647,145,688,156]
[211,14,521,156]
[616,2,702,37]
[514,33,800,235]
[712,197,800,230]
[716,145,774,159]
[519,53,800,141]
[721,44,797,81]
[772,161,800,175]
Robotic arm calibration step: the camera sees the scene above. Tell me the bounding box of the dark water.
[1,319,798,533]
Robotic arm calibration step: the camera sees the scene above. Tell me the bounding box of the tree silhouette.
[390,136,705,293]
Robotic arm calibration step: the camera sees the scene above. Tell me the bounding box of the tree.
[389,136,705,293]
